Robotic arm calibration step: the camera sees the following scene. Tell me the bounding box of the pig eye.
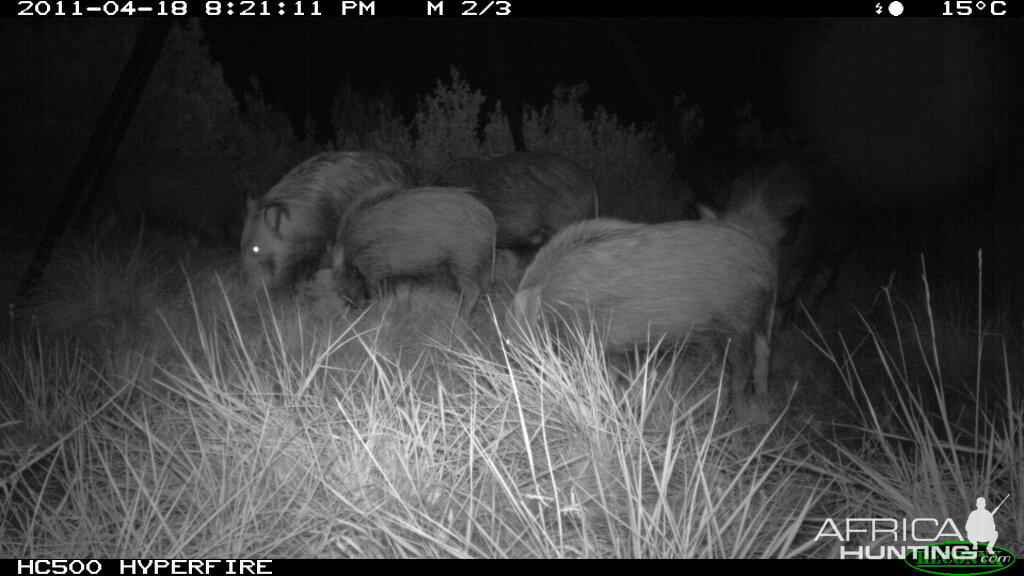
[251,245,261,255]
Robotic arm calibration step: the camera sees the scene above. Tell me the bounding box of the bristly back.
[336,185,481,242]
[442,151,595,202]
[518,217,639,289]
[339,182,413,221]
[254,151,414,241]
[261,151,414,211]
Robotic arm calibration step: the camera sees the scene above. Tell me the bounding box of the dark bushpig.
[701,161,850,331]
[331,186,496,320]
[240,151,415,293]
[511,217,779,409]
[438,151,598,251]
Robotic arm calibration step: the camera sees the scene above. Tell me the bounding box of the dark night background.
[5,15,1024,558]
[2,17,1023,306]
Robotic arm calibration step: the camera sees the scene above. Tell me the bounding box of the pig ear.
[696,204,720,221]
[512,286,542,327]
[262,203,290,233]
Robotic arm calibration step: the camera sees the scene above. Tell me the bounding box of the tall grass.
[1,253,817,557]
[1,245,1020,557]
[801,257,1022,554]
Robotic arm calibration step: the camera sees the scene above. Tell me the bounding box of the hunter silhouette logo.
[904,495,1016,575]
[966,496,1002,554]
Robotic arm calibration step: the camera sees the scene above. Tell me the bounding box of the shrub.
[522,85,679,222]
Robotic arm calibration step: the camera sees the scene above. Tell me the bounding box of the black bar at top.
[6,1,1014,18]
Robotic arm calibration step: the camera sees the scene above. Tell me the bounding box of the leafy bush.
[408,67,514,183]
[354,72,679,221]
[116,21,311,196]
[96,21,314,242]
[522,85,679,222]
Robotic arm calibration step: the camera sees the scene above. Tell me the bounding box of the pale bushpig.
[331,186,496,320]
[511,217,779,408]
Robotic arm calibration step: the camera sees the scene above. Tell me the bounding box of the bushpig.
[511,217,778,408]
[438,151,598,251]
[331,186,496,320]
[240,151,415,293]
